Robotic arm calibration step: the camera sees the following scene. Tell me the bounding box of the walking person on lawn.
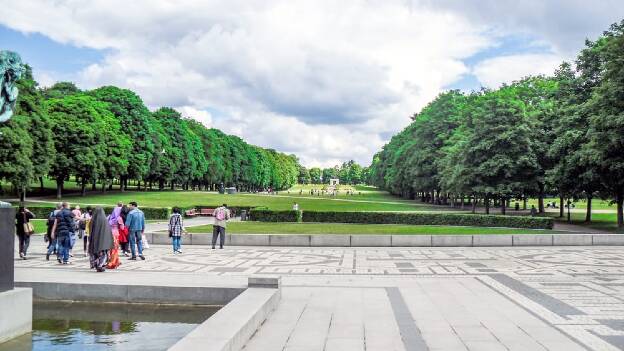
[169,207,185,254]
[125,201,146,260]
[212,203,230,249]
[15,206,35,259]
[51,202,76,264]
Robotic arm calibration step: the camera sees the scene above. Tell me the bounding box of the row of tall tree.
[369,21,624,227]
[298,160,368,185]
[0,68,299,199]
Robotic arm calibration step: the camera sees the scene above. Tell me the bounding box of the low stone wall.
[146,232,624,247]
[15,281,244,306]
[169,277,281,351]
[0,288,32,344]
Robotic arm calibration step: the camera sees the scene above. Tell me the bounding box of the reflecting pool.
[0,301,219,351]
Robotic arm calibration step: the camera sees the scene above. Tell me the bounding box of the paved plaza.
[14,237,624,350]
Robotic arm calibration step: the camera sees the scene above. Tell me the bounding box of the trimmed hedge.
[301,211,553,229]
[247,210,553,229]
[19,205,170,220]
[249,209,302,222]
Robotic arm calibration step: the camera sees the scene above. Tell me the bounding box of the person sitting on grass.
[293,202,299,211]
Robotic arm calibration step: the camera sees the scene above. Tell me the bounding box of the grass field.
[520,197,616,211]
[546,212,623,233]
[30,188,439,212]
[186,222,558,235]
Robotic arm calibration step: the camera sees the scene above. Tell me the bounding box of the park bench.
[199,208,215,216]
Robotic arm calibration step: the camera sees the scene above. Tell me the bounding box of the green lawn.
[521,197,616,211]
[546,212,623,233]
[186,222,558,235]
[31,189,440,212]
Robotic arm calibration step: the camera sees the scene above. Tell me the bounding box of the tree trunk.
[81,178,86,197]
[538,183,545,213]
[523,196,527,210]
[19,187,25,203]
[501,198,506,215]
[120,176,125,192]
[471,195,476,214]
[92,179,97,191]
[56,178,63,199]
[567,199,571,223]
[617,191,624,228]
[39,177,44,192]
[585,194,592,223]
[559,195,564,218]
[101,181,106,193]
[485,194,490,214]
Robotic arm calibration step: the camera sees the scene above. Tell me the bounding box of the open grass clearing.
[546,212,623,233]
[23,190,440,212]
[186,222,560,235]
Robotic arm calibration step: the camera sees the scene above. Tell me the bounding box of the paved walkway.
[14,237,624,350]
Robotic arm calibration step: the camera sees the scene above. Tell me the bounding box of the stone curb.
[152,233,624,247]
[169,277,281,351]
[15,281,244,306]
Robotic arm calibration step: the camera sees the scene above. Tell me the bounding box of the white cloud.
[176,106,213,128]
[1,1,622,167]
[473,53,563,88]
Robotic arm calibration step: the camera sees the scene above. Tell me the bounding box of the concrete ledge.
[15,282,244,306]
[0,288,32,344]
[432,235,473,247]
[513,234,553,246]
[473,235,512,247]
[269,234,310,246]
[391,235,432,247]
[553,234,593,246]
[151,233,624,247]
[230,234,270,246]
[191,233,212,245]
[592,234,624,245]
[151,232,170,245]
[169,286,281,351]
[310,234,351,246]
[248,276,281,289]
[350,235,392,247]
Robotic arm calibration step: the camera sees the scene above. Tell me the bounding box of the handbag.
[23,213,34,236]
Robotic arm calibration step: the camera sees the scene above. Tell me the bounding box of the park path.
[14,241,624,351]
[553,222,609,234]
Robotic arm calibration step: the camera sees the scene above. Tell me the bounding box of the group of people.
[15,201,233,273]
[16,201,146,273]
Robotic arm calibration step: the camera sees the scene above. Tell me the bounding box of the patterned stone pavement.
[15,238,624,350]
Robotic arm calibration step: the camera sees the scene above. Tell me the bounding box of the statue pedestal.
[0,288,32,343]
[0,206,15,292]
[0,206,33,343]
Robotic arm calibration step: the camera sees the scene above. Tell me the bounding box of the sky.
[1,1,623,168]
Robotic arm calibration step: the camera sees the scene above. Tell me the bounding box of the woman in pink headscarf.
[106,202,124,269]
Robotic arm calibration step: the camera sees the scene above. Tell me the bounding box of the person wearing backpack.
[212,204,230,249]
[45,203,62,261]
[51,202,76,264]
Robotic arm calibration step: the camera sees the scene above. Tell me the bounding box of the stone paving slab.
[14,237,624,350]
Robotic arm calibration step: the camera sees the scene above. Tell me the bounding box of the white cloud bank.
[1,1,623,167]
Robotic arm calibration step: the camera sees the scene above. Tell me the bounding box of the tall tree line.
[298,160,368,185]
[0,68,299,199]
[369,21,624,227]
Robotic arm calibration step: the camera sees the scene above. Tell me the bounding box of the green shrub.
[300,211,553,229]
[249,209,302,222]
[19,205,170,220]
